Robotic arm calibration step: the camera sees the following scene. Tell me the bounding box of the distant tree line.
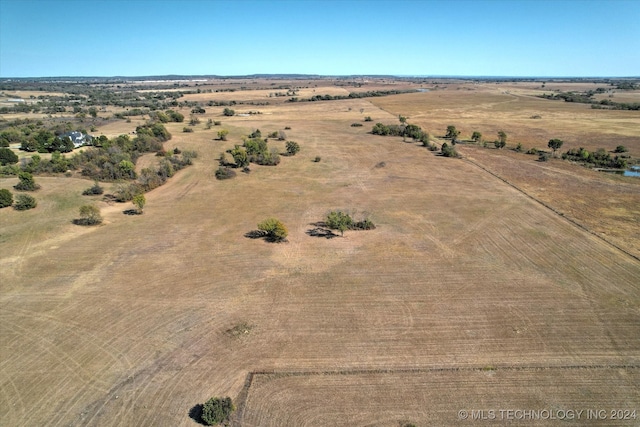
[288,89,418,103]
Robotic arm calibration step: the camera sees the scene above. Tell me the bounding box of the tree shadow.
[244,230,267,239]
[306,227,339,239]
[188,404,206,425]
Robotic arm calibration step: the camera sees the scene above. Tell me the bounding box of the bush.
[364,116,373,122]
[441,143,459,158]
[14,193,36,210]
[351,123,363,127]
[0,148,19,165]
[257,218,288,242]
[201,397,235,426]
[0,188,13,208]
[215,166,236,180]
[285,140,300,156]
[539,152,551,162]
[76,204,102,225]
[14,172,40,191]
[222,108,235,116]
[615,145,628,153]
[313,156,321,162]
[82,182,104,195]
[183,127,194,133]
[526,148,539,155]
[514,143,523,152]
[114,182,143,202]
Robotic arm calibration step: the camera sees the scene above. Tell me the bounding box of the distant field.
[1,79,639,426]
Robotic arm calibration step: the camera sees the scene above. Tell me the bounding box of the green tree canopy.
[0,147,19,165]
[0,189,13,208]
[548,138,564,153]
[201,397,235,426]
[257,218,288,242]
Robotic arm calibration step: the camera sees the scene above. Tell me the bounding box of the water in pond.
[600,165,640,177]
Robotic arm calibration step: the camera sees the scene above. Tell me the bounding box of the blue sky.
[1,0,638,77]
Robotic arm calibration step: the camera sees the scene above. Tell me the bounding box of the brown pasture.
[0,80,639,426]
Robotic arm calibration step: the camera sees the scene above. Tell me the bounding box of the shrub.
[201,397,235,426]
[526,148,539,155]
[364,116,373,122]
[539,152,551,162]
[284,126,291,130]
[441,143,459,158]
[217,130,229,141]
[14,172,40,191]
[14,194,37,210]
[183,127,194,133]
[114,182,143,202]
[257,218,288,242]
[351,123,363,127]
[0,148,19,165]
[326,210,353,236]
[222,107,235,116]
[82,182,104,195]
[132,193,146,214]
[214,121,222,126]
[0,188,13,208]
[615,145,628,153]
[514,143,523,152]
[313,156,321,162]
[215,166,236,180]
[76,204,102,225]
[285,140,300,156]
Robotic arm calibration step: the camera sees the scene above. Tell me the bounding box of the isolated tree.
[217,129,229,141]
[399,115,407,124]
[0,147,19,165]
[0,188,13,208]
[471,131,482,142]
[494,139,506,149]
[132,194,146,214]
[547,138,564,153]
[497,130,508,145]
[445,125,460,141]
[201,397,235,426]
[326,210,353,236]
[285,140,300,156]
[257,218,288,242]
[78,204,102,225]
[14,172,40,191]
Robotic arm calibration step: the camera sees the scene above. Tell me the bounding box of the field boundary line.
[233,364,640,425]
[462,157,640,263]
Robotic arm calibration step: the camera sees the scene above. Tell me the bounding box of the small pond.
[599,165,640,177]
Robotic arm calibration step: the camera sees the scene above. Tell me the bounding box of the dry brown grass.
[1,80,638,427]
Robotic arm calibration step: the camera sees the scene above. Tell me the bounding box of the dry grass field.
[1,80,639,426]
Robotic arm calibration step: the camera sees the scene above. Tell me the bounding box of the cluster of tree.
[149,110,185,123]
[288,89,417,103]
[539,90,640,110]
[0,187,37,210]
[325,210,375,236]
[71,123,171,181]
[115,150,197,201]
[562,147,628,169]
[371,122,434,149]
